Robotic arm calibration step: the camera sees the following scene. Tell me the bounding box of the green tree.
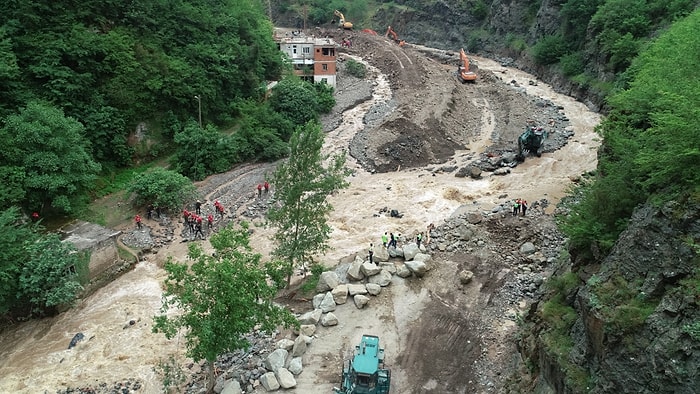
[0,101,101,213]
[153,224,297,393]
[0,207,40,316]
[268,77,322,126]
[172,122,237,181]
[19,234,84,315]
[267,121,350,284]
[128,167,197,212]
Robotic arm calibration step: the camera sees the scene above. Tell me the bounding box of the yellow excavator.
[385,26,406,47]
[458,48,477,83]
[334,10,353,30]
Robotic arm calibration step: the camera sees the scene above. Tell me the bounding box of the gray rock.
[264,348,288,372]
[361,262,382,276]
[287,357,303,375]
[466,213,482,225]
[347,283,368,296]
[403,243,420,260]
[291,335,308,357]
[388,246,404,258]
[299,324,316,337]
[319,291,337,313]
[346,259,365,281]
[316,271,340,292]
[519,242,537,255]
[312,293,325,309]
[492,167,511,176]
[378,262,397,274]
[368,269,393,287]
[221,379,242,394]
[373,247,390,262]
[459,270,474,284]
[404,260,428,277]
[366,283,382,295]
[276,367,297,388]
[276,338,295,351]
[260,372,280,391]
[413,253,432,265]
[331,284,349,305]
[321,312,339,326]
[396,264,412,278]
[354,294,370,309]
[298,309,322,325]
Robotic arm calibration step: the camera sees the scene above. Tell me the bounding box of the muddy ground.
[0,32,600,394]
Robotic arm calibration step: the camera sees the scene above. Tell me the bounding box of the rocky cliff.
[517,201,700,393]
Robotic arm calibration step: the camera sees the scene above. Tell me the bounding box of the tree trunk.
[206,361,215,393]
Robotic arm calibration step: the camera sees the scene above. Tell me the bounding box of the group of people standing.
[256,181,270,198]
[512,198,529,216]
[369,230,427,264]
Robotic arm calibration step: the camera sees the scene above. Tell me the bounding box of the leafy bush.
[531,35,569,65]
[345,59,367,78]
[128,167,197,212]
[559,52,585,76]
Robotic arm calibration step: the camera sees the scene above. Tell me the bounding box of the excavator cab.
[517,126,548,161]
[334,335,391,394]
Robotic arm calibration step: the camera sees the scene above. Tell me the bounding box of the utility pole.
[194,95,202,128]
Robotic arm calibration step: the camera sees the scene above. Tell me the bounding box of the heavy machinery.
[334,335,391,394]
[458,48,477,83]
[517,126,548,161]
[334,10,353,30]
[385,26,405,47]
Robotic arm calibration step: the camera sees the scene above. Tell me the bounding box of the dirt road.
[0,32,599,393]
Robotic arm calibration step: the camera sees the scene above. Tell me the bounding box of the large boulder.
[312,293,325,309]
[291,335,308,357]
[404,260,428,277]
[365,283,382,295]
[413,253,432,271]
[396,264,412,278]
[319,291,337,313]
[347,283,368,296]
[346,259,365,281]
[298,309,322,325]
[260,372,280,391]
[316,271,340,292]
[331,284,349,304]
[379,262,397,274]
[388,246,404,258]
[519,242,536,255]
[321,312,339,327]
[221,379,242,394]
[287,357,303,375]
[373,247,390,262]
[276,367,297,389]
[361,262,382,276]
[264,348,288,372]
[368,269,393,287]
[403,243,420,260]
[354,294,370,309]
[276,338,295,351]
[299,324,316,337]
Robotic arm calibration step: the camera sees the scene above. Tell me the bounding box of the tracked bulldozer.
[517,126,548,161]
[334,335,391,394]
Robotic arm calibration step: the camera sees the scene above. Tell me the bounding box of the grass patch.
[588,274,658,335]
[299,264,325,295]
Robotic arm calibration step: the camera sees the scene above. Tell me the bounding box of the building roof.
[60,220,121,250]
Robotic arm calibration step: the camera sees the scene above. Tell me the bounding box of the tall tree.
[153,224,297,393]
[128,167,197,213]
[0,101,101,213]
[267,121,350,284]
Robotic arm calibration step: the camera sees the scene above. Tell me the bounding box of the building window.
[292,45,297,54]
[303,47,310,54]
[322,64,328,71]
[322,47,335,56]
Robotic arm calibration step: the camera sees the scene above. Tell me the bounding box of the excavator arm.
[458,48,477,82]
[334,10,353,30]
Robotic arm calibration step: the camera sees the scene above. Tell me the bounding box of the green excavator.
[334,335,391,394]
[516,126,548,161]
